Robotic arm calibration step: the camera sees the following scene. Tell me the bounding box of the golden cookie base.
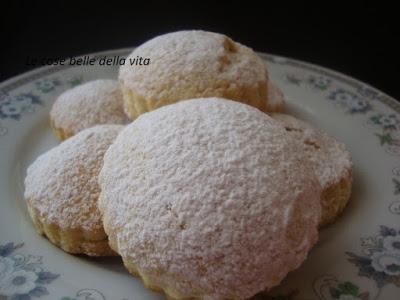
[49,117,74,140]
[319,167,353,227]
[26,201,117,257]
[120,81,278,121]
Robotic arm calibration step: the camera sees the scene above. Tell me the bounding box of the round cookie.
[24,125,123,256]
[271,113,352,227]
[50,79,127,140]
[99,98,321,299]
[119,30,274,119]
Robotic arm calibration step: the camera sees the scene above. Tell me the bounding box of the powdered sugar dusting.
[119,30,268,102]
[25,125,123,231]
[50,80,127,135]
[271,113,352,187]
[99,98,321,299]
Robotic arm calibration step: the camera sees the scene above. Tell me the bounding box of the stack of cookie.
[24,31,352,299]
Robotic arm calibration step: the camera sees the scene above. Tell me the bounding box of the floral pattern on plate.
[328,88,372,114]
[0,242,59,299]
[388,167,400,215]
[0,75,83,125]
[368,114,400,155]
[283,72,400,155]
[346,226,400,288]
[313,275,371,300]
[0,93,42,121]
[60,289,107,300]
[34,78,62,94]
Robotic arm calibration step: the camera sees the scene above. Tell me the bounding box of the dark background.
[1,1,399,100]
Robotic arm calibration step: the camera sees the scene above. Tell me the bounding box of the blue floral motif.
[0,90,8,103]
[0,91,8,137]
[328,89,372,114]
[313,275,371,300]
[329,281,368,300]
[357,86,381,101]
[0,75,86,126]
[307,75,332,90]
[0,93,42,120]
[374,132,400,149]
[67,76,83,88]
[389,201,400,215]
[367,113,400,155]
[370,114,400,131]
[35,78,61,94]
[346,226,400,289]
[392,167,400,196]
[0,242,59,299]
[60,289,106,300]
[285,74,302,86]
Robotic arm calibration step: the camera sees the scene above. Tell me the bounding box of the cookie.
[24,125,123,256]
[271,113,353,227]
[99,98,321,299]
[119,30,280,119]
[50,79,127,140]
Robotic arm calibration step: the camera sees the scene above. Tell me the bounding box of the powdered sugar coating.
[25,125,123,231]
[119,30,269,112]
[99,98,321,299]
[271,113,352,188]
[50,80,127,137]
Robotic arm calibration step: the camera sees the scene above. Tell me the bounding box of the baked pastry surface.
[119,30,275,119]
[271,113,353,227]
[50,79,127,140]
[99,98,321,299]
[24,125,123,256]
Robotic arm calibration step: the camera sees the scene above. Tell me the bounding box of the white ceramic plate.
[1,49,399,300]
